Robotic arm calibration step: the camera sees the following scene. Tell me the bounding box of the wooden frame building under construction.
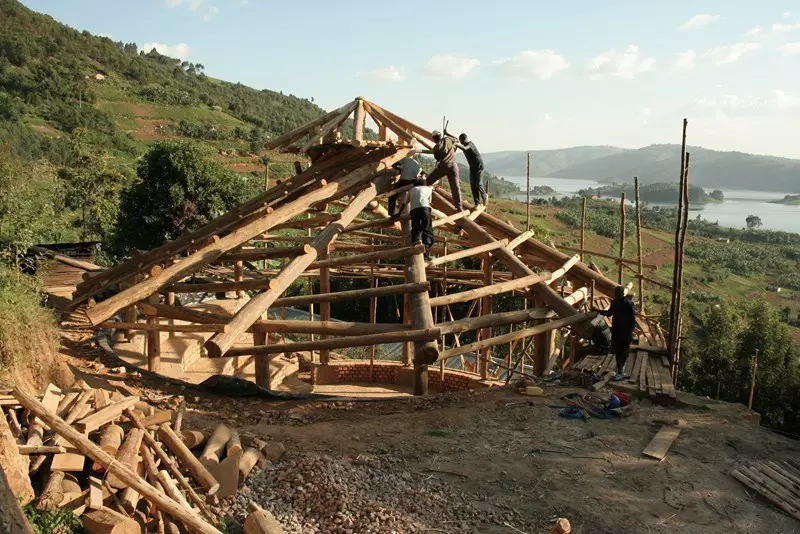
[59,97,673,396]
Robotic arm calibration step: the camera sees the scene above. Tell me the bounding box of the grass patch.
[0,265,59,386]
[424,429,452,438]
[23,502,82,534]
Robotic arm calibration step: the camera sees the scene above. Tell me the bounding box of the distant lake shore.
[501,176,800,234]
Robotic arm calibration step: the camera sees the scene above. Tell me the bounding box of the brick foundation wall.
[311,361,486,392]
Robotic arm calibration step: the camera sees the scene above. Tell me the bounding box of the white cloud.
[671,50,696,71]
[780,42,800,55]
[746,26,763,37]
[587,45,655,79]
[773,90,800,110]
[492,49,569,79]
[140,42,191,59]
[423,54,480,79]
[679,14,720,30]
[783,11,792,19]
[164,0,219,20]
[356,66,405,82]
[705,42,761,64]
[772,22,800,33]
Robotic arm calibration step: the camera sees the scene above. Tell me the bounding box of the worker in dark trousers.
[388,156,421,219]
[598,285,636,380]
[410,177,434,258]
[451,132,486,207]
[425,130,463,211]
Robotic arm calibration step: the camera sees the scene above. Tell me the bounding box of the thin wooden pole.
[749,349,759,410]
[319,245,331,365]
[634,177,644,312]
[618,192,626,285]
[580,197,587,263]
[673,152,691,381]
[525,152,531,229]
[264,161,270,191]
[669,119,688,359]
[369,239,376,381]
[308,217,315,362]
[146,294,160,372]
[480,255,493,379]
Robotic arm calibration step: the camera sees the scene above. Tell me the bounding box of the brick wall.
[311,360,486,392]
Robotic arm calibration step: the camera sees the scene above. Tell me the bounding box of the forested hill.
[478,143,800,193]
[0,0,327,164]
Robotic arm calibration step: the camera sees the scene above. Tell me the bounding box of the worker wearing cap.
[425,130,463,211]
[388,156,421,219]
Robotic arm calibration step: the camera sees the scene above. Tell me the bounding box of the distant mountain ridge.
[476,144,800,193]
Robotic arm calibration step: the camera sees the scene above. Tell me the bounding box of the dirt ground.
[49,325,800,534]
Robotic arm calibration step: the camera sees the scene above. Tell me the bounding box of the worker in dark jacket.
[598,285,636,379]
[452,132,486,207]
[425,130,463,211]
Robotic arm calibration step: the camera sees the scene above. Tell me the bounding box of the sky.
[20,0,800,159]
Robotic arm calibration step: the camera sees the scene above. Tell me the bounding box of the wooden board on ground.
[627,352,639,380]
[642,425,682,461]
[638,353,649,392]
[646,356,659,396]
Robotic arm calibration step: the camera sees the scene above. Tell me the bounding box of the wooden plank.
[627,352,638,380]
[638,353,649,392]
[646,357,659,396]
[642,425,682,460]
[74,396,139,433]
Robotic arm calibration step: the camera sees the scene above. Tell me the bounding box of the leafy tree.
[746,214,763,229]
[709,189,724,201]
[56,129,126,240]
[110,141,252,255]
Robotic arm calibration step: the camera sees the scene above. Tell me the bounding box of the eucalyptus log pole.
[400,217,439,396]
[145,295,161,373]
[12,389,222,534]
[479,255,493,379]
[424,239,507,268]
[253,318,268,387]
[634,177,645,311]
[669,119,688,360]
[618,192,626,285]
[749,349,759,410]
[525,152,531,229]
[206,155,407,358]
[580,197,587,263]
[428,272,548,307]
[319,246,331,365]
[402,294,411,366]
[673,153,691,380]
[353,98,366,142]
[369,240,377,380]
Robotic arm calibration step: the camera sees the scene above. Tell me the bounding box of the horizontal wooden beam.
[163,278,275,294]
[219,245,311,263]
[30,246,103,272]
[252,320,412,336]
[98,322,229,333]
[309,244,423,270]
[555,245,658,269]
[428,272,549,307]
[437,312,597,362]
[272,281,429,308]
[138,302,230,324]
[425,239,508,268]
[223,327,441,357]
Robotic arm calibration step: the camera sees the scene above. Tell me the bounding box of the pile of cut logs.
[1,381,283,534]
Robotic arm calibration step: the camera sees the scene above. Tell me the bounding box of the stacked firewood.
[1,380,283,534]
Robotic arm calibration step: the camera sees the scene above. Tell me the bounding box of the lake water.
[503,176,800,234]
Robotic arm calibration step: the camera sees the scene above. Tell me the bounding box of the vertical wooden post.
[673,153,691,381]
[353,98,365,142]
[634,177,645,312]
[369,240,377,382]
[253,319,268,388]
[264,161,270,192]
[307,219,315,363]
[166,286,176,340]
[749,349,759,410]
[234,246,244,299]
[319,246,331,365]
[532,298,555,376]
[580,197,587,263]
[618,192,626,285]
[123,275,137,341]
[525,152,531,229]
[378,123,388,142]
[402,294,411,366]
[479,255,493,379]
[146,295,160,373]
[669,119,689,360]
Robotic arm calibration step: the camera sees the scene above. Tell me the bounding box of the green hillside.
[0,0,334,171]
[461,146,626,177]
[548,144,800,193]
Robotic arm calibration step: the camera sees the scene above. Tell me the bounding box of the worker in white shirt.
[388,156,421,219]
[410,177,434,257]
